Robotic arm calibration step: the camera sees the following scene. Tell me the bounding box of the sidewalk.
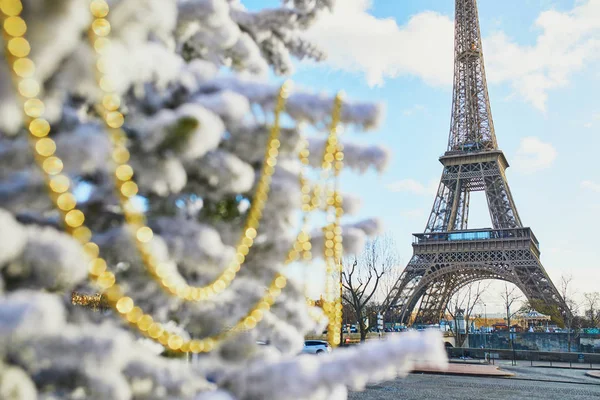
[587,371,600,379]
[413,362,514,377]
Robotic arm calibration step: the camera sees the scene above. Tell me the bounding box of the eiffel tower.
[384,0,569,325]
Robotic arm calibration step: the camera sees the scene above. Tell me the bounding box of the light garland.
[319,93,344,347]
[86,0,288,301]
[0,0,296,353]
[1,0,346,353]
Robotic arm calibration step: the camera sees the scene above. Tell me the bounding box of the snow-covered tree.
[0,1,446,399]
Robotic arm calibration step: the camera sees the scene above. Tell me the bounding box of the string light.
[87,1,291,300]
[0,1,295,353]
[322,93,344,347]
[1,0,346,353]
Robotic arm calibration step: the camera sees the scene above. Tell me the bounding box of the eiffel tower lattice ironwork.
[384,0,570,325]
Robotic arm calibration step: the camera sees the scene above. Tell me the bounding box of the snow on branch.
[184,149,255,198]
[307,137,390,173]
[132,103,225,160]
[223,330,447,400]
[340,193,362,216]
[310,218,383,257]
[197,77,384,130]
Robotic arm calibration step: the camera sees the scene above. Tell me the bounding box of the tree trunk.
[359,319,368,342]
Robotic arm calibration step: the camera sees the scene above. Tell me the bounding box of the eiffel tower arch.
[384,0,570,325]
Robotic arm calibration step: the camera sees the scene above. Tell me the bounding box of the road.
[348,367,600,400]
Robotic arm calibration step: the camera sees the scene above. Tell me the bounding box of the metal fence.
[447,347,600,370]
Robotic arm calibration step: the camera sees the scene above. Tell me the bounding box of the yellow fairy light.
[116,296,134,314]
[167,335,183,350]
[189,340,204,353]
[93,37,110,54]
[274,275,287,289]
[102,93,120,110]
[42,156,63,175]
[18,78,39,98]
[0,0,22,17]
[65,209,85,228]
[7,36,29,57]
[250,309,263,321]
[83,242,100,259]
[96,57,109,73]
[90,0,109,18]
[269,287,281,297]
[112,147,129,163]
[97,271,115,289]
[72,226,92,244]
[243,316,257,329]
[245,227,257,239]
[49,175,70,193]
[137,315,153,331]
[126,307,144,323]
[4,16,26,36]
[120,181,138,197]
[99,76,116,92]
[158,333,170,346]
[203,338,215,352]
[34,137,56,157]
[24,98,44,117]
[257,300,270,311]
[136,226,153,243]
[148,323,164,339]
[29,118,50,137]
[104,284,123,302]
[105,111,124,128]
[91,18,111,36]
[13,57,34,77]
[56,193,77,211]
[89,258,107,276]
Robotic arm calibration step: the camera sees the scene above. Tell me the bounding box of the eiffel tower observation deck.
[384,0,569,325]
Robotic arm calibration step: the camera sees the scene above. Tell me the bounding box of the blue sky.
[242,0,600,313]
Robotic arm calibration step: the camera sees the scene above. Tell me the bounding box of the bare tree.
[583,292,600,327]
[500,284,522,339]
[445,281,489,347]
[559,274,579,351]
[376,261,403,305]
[342,236,396,342]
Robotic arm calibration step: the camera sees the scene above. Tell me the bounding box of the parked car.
[302,340,332,355]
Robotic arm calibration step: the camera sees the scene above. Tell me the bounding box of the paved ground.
[414,362,514,377]
[349,364,600,399]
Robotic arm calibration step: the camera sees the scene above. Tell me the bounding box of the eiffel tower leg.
[425,177,455,233]
[484,164,522,229]
[414,273,463,325]
[508,250,570,320]
[383,253,436,324]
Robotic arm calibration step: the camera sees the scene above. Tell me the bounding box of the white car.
[302,340,332,355]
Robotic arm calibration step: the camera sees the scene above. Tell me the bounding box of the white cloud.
[402,104,426,116]
[304,0,454,87]
[512,137,557,173]
[581,180,600,192]
[305,0,600,111]
[386,179,438,195]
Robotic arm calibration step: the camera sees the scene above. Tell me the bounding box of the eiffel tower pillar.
[384,0,570,326]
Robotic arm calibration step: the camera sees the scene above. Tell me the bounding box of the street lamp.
[483,303,487,348]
